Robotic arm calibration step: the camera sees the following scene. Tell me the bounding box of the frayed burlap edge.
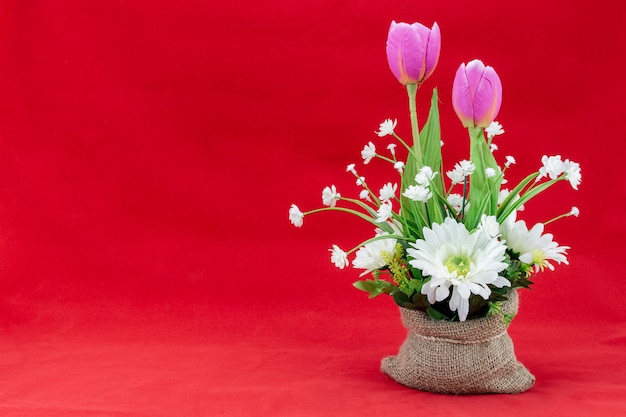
[381,291,535,394]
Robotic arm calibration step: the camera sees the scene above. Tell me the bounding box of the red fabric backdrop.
[0,0,624,416]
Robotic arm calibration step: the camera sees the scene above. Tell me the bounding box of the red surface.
[0,0,624,416]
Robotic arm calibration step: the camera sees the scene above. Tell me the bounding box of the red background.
[0,0,624,415]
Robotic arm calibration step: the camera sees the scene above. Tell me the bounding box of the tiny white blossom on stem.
[415,166,437,186]
[563,159,582,190]
[356,176,366,186]
[440,140,444,147]
[402,184,432,202]
[379,182,398,202]
[361,142,376,164]
[329,245,349,269]
[346,163,356,174]
[485,121,505,139]
[538,155,565,180]
[447,193,465,214]
[359,189,372,202]
[394,161,404,173]
[570,206,580,217]
[387,143,397,158]
[447,160,475,185]
[505,155,516,168]
[485,167,496,178]
[322,185,341,207]
[289,204,304,228]
[490,143,498,152]
[376,118,397,137]
[375,201,394,223]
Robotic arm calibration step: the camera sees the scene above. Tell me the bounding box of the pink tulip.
[386,21,441,85]
[452,59,502,128]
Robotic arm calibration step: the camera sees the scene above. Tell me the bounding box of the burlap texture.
[381,291,535,394]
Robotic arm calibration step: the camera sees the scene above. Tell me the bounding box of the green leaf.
[426,306,450,321]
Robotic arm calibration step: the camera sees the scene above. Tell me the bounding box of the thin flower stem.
[345,233,409,255]
[461,176,468,220]
[303,207,378,226]
[543,211,573,226]
[375,154,396,164]
[392,132,415,156]
[340,196,378,216]
[406,83,422,165]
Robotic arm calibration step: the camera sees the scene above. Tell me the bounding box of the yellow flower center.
[445,255,471,277]
[531,249,548,271]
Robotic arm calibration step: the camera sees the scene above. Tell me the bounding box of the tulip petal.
[473,66,502,127]
[422,22,441,81]
[386,22,425,84]
[452,63,475,128]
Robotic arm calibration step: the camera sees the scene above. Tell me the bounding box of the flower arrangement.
[289,20,581,323]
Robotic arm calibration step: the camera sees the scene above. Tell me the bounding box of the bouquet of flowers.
[289,21,580,324]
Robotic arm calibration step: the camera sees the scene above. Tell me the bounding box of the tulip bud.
[385,21,441,85]
[452,59,502,128]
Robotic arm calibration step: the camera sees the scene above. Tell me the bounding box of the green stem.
[406,83,422,165]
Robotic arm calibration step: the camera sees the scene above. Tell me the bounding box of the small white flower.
[376,118,397,137]
[500,212,569,272]
[356,176,366,186]
[361,141,376,164]
[485,167,496,178]
[289,204,304,228]
[353,235,397,276]
[485,121,505,138]
[563,159,581,190]
[447,193,465,214]
[498,189,524,211]
[407,218,510,321]
[570,206,580,217]
[379,182,398,202]
[346,163,356,174]
[490,143,498,152]
[415,166,437,186]
[387,143,397,158]
[321,185,341,207]
[402,184,432,202]
[394,161,405,173]
[478,214,501,238]
[446,167,465,185]
[447,160,475,185]
[329,245,349,269]
[505,155,516,168]
[440,140,444,147]
[359,189,372,202]
[538,155,565,180]
[375,201,393,223]
[457,160,476,176]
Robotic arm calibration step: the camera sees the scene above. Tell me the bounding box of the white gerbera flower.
[289,204,304,228]
[376,118,397,137]
[563,159,581,190]
[329,245,349,269]
[322,185,341,207]
[394,161,405,173]
[379,182,397,202]
[485,121,505,139]
[402,184,432,202]
[353,235,397,276]
[538,155,565,180]
[407,218,510,321]
[375,201,393,223]
[415,166,437,186]
[500,212,569,272]
[361,142,376,164]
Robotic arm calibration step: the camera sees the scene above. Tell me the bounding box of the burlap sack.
[381,291,535,394]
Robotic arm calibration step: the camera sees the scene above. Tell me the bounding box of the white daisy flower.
[394,161,405,174]
[505,155,516,168]
[321,185,341,207]
[415,166,437,186]
[485,121,505,139]
[375,201,393,223]
[353,235,397,276]
[538,155,565,181]
[407,218,510,321]
[289,204,304,228]
[500,212,569,272]
[570,206,580,217]
[361,141,376,164]
[563,159,581,190]
[329,245,349,269]
[379,182,397,202]
[376,118,397,137]
[402,184,432,202]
